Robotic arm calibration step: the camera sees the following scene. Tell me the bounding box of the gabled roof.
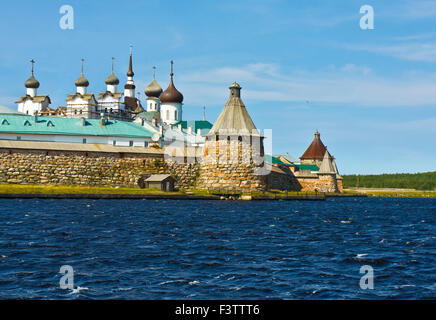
[283,153,299,164]
[318,150,336,174]
[207,82,260,136]
[98,91,123,100]
[15,95,51,104]
[137,111,160,122]
[300,131,328,160]
[145,174,175,182]
[66,93,96,102]
[275,154,297,166]
[265,154,288,166]
[0,114,153,138]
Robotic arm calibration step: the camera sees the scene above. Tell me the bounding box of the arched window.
[166,110,169,120]
[174,110,178,120]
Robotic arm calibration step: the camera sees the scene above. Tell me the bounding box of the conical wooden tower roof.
[207,82,260,136]
[318,150,336,174]
[300,131,327,160]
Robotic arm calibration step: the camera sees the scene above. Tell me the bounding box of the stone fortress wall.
[0,143,341,193]
[0,144,199,190]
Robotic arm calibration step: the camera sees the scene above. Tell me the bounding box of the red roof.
[300,131,328,160]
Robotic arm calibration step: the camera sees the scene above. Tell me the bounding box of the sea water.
[0,197,434,299]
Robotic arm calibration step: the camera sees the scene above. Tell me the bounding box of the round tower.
[197,83,267,192]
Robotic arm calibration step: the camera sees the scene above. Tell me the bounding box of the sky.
[0,0,435,175]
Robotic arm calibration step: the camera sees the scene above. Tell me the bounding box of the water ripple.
[0,197,435,299]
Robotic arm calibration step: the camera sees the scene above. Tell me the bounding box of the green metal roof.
[296,164,320,171]
[0,114,152,138]
[175,120,213,135]
[176,120,213,130]
[265,154,288,165]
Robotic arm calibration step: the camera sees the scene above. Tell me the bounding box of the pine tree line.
[342,172,436,191]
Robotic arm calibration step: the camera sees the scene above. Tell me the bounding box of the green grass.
[0,184,184,195]
[0,184,329,198]
[344,188,436,198]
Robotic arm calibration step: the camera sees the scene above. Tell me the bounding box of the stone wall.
[297,173,339,192]
[337,177,343,193]
[197,138,267,191]
[0,148,197,189]
[267,165,302,191]
[0,145,342,193]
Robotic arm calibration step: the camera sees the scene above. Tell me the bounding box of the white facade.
[0,132,150,147]
[161,102,182,125]
[17,97,50,116]
[65,94,97,118]
[98,93,124,113]
[146,97,160,112]
[124,76,135,98]
[27,88,37,97]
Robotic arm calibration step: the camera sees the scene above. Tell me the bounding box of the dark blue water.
[0,197,435,299]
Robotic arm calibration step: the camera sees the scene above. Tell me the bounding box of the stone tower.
[317,150,339,192]
[197,82,267,192]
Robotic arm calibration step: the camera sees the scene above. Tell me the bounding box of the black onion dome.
[25,74,40,89]
[159,78,183,103]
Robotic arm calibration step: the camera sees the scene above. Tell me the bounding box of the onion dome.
[75,59,89,87]
[145,79,163,98]
[25,59,39,88]
[75,73,89,87]
[159,61,183,103]
[105,57,119,85]
[25,74,40,89]
[105,72,119,85]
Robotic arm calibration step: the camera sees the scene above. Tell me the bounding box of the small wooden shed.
[140,174,176,191]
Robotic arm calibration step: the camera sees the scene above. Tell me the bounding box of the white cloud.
[400,0,436,19]
[347,42,436,63]
[178,63,436,107]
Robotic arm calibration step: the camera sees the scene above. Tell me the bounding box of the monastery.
[0,50,342,193]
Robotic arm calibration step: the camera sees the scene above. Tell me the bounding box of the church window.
[113,140,116,146]
[82,138,87,144]
[17,136,21,140]
[24,120,31,126]
[174,110,178,120]
[1,119,9,125]
[47,121,54,127]
[129,141,133,147]
[166,110,169,120]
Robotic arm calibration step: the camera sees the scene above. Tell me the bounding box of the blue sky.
[0,0,435,174]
